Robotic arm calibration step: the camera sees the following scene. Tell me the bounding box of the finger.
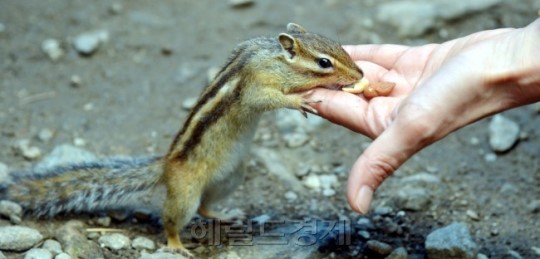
[346,107,434,213]
[343,44,409,69]
[309,88,370,135]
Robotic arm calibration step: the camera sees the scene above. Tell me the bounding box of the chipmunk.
[0,23,363,257]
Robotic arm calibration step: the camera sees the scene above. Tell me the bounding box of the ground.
[0,0,539,258]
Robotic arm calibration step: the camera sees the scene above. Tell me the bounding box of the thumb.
[347,110,434,213]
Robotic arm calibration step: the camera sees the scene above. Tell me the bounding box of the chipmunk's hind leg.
[161,176,202,258]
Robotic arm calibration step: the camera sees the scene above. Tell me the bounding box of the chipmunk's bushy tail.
[0,156,164,217]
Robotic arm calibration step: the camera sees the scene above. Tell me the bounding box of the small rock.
[181,97,198,110]
[175,64,198,83]
[532,246,540,256]
[303,174,321,190]
[283,132,310,148]
[284,191,298,201]
[527,199,540,213]
[41,39,64,61]
[356,218,374,230]
[24,248,52,259]
[357,230,370,239]
[425,222,478,259]
[109,3,123,14]
[55,220,103,258]
[484,153,497,162]
[72,30,109,55]
[41,239,62,255]
[394,186,431,211]
[73,137,86,147]
[366,240,393,256]
[37,128,54,142]
[131,236,155,251]
[140,251,186,259]
[386,247,408,259]
[373,206,393,216]
[469,137,480,146]
[54,253,72,259]
[96,216,111,227]
[69,75,82,87]
[108,210,129,221]
[98,233,131,250]
[0,226,43,251]
[229,0,255,8]
[34,144,97,171]
[318,174,338,190]
[466,210,480,221]
[0,200,23,223]
[322,188,335,197]
[489,114,520,152]
[13,139,42,160]
[499,183,518,194]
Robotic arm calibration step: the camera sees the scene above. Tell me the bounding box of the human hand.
[311,19,540,213]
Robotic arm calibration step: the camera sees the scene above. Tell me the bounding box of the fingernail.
[356,185,373,214]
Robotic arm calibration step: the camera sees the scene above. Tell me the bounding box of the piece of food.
[342,77,396,99]
[342,77,370,94]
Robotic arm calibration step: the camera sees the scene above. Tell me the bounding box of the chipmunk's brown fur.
[1,23,363,257]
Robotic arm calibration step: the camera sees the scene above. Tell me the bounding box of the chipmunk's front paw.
[286,90,321,118]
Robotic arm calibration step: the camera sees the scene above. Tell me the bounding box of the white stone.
[303,174,321,190]
[489,114,520,152]
[41,39,64,61]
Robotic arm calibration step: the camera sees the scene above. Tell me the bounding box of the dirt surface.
[1,0,539,258]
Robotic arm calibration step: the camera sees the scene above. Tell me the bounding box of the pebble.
[229,0,255,8]
[0,200,23,223]
[532,246,540,256]
[109,3,123,14]
[373,206,393,216]
[394,186,431,211]
[54,253,72,259]
[72,30,109,55]
[357,230,370,239]
[181,97,198,110]
[55,220,103,258]
[131,236,156,251]
[499,182,518,194]
[356,218,374,230]
[507,250,524,259]
[73,137,86,147]
[34,144,97,171]
[24,248,52,259]
[425,222,478,259]
[37,128,54,142]
[321,188,336,197]
[283,132,310,148]
[41,239,63,255]
[527,199,540,213]
[484,153,497,162]
[465,210,480,221]
[386,247,408,259]
[98,233,131,250]
[489,114,520,152]
[303,174,321,190]
[41,39,64,61]
[477,253,489,259]
[284,191,298,201]
[366,240,393,256]
[69,75,82,87]
[13,139,42,160]
[0,226,43,252]
[96,216,111,227]
[318,174,338,190]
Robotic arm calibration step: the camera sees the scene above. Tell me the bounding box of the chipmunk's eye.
[317,58,333,69]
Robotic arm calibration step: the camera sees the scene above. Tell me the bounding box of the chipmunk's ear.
[286,23,306,34]
[278,33,298,59]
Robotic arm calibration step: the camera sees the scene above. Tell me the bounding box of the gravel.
[0,226,43,252]
[131,236,156,251]
[13,139,42,160]
[55,221,102,258]
[41,39,63,61]
[72,30,109,55]
[386,247,408,259]
[425,222,478,259]
[0,200,23,223]
[41,240,62,255]
[394,185,431,211]
[34,144,97,171]
[366,240,393,256]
